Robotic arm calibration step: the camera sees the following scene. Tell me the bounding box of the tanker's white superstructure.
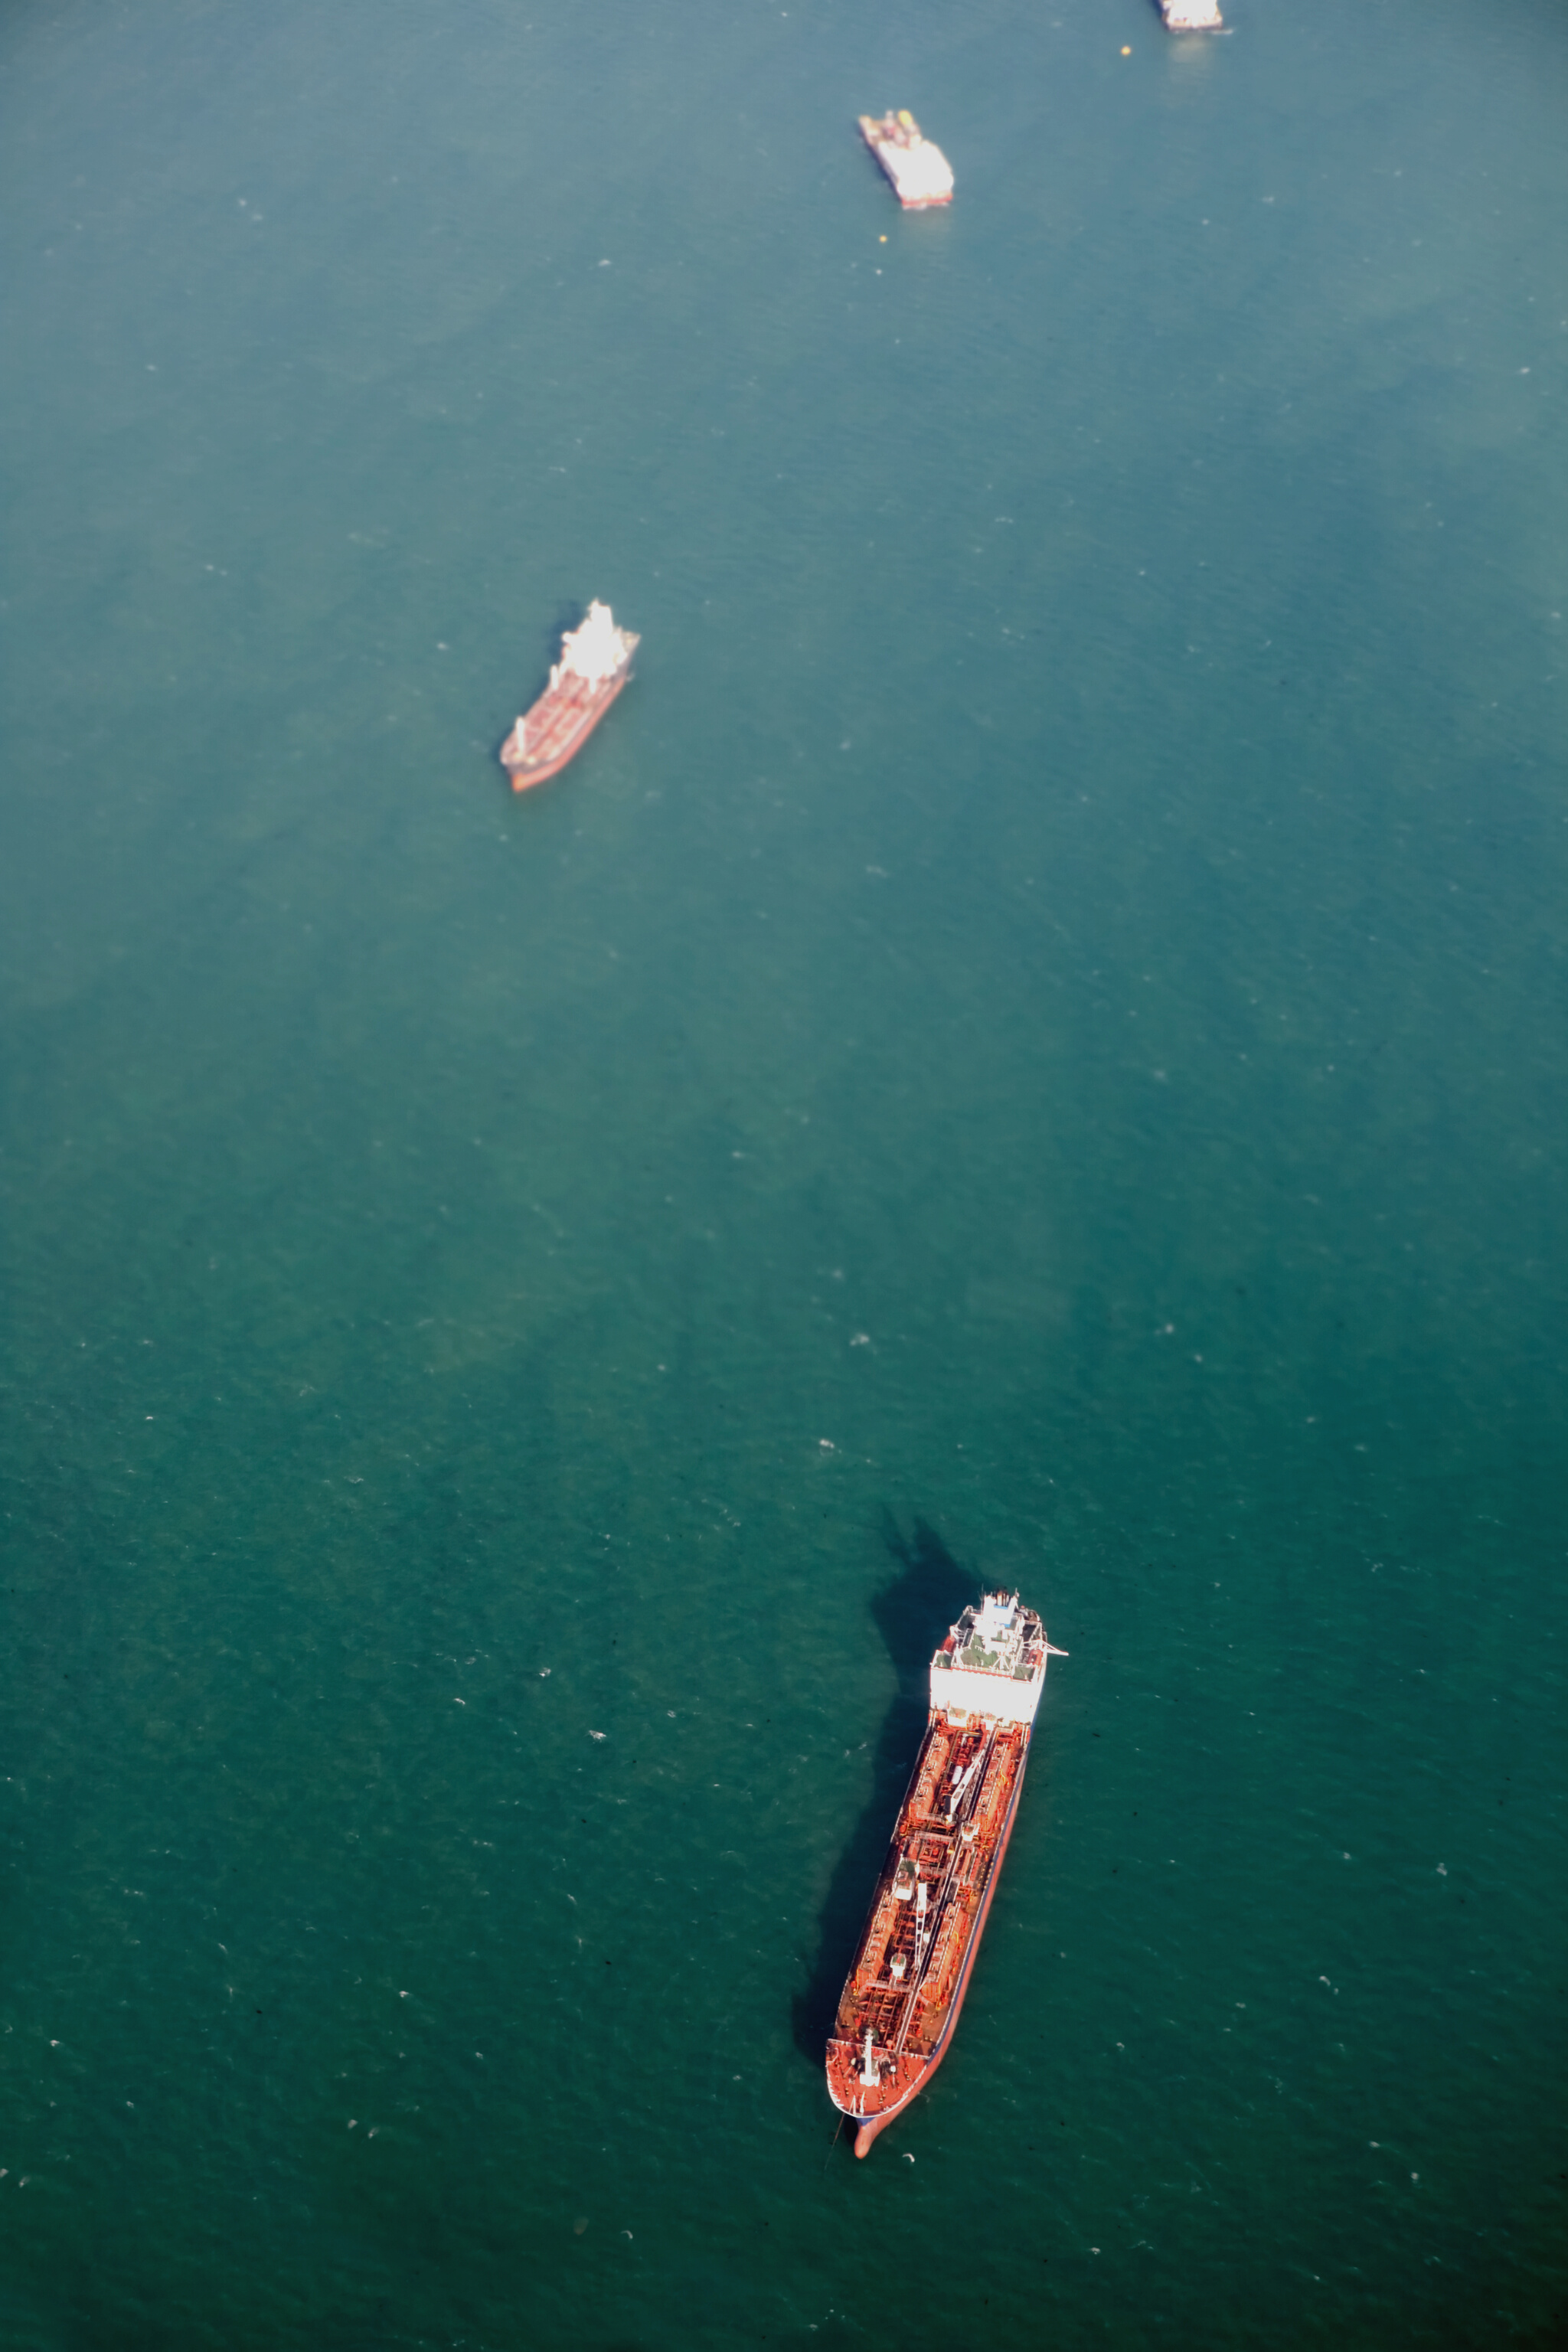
[858,113,955,211]
[548,599,633,691]
[929,1589,1053,1726]
[1159,0,1224,29]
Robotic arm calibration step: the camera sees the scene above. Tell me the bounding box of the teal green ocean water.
[2,0,1564,2342]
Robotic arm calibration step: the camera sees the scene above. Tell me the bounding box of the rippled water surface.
[1,1,1563,2344]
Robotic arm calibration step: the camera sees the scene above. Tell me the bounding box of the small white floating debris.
[540,1668,551,1677]
[589,1730,607,1741]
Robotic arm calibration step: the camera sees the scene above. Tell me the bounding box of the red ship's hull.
[826,1709,1033,2156]
[846,1734,1028,2156]
[500,663,633,792]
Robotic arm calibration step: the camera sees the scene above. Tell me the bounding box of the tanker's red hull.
[500,649,636,792]
[826,1709,1032,2155]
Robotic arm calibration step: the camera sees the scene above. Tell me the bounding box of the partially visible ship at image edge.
[826,1591,1067,2158]
[1160,0,1224,28]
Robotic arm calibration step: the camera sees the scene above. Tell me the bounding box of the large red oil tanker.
[499,601,638,792]
[825,1590,1066,2157]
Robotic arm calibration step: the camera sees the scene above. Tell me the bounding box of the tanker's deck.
[827,1713,1026,2112]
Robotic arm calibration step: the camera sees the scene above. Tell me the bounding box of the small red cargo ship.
[858,111,954,210]
[826,1590,1066,2157]
[499,601,639,792]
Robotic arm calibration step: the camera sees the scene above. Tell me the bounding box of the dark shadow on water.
[789,1512,975,2065]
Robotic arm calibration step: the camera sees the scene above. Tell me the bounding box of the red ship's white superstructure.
[857,112,954,210]
[499,601,639,792]
[825,1591,1065,2156]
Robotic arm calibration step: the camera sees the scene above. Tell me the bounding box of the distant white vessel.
[1159,0,1224,28]
[858,112,954,210]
